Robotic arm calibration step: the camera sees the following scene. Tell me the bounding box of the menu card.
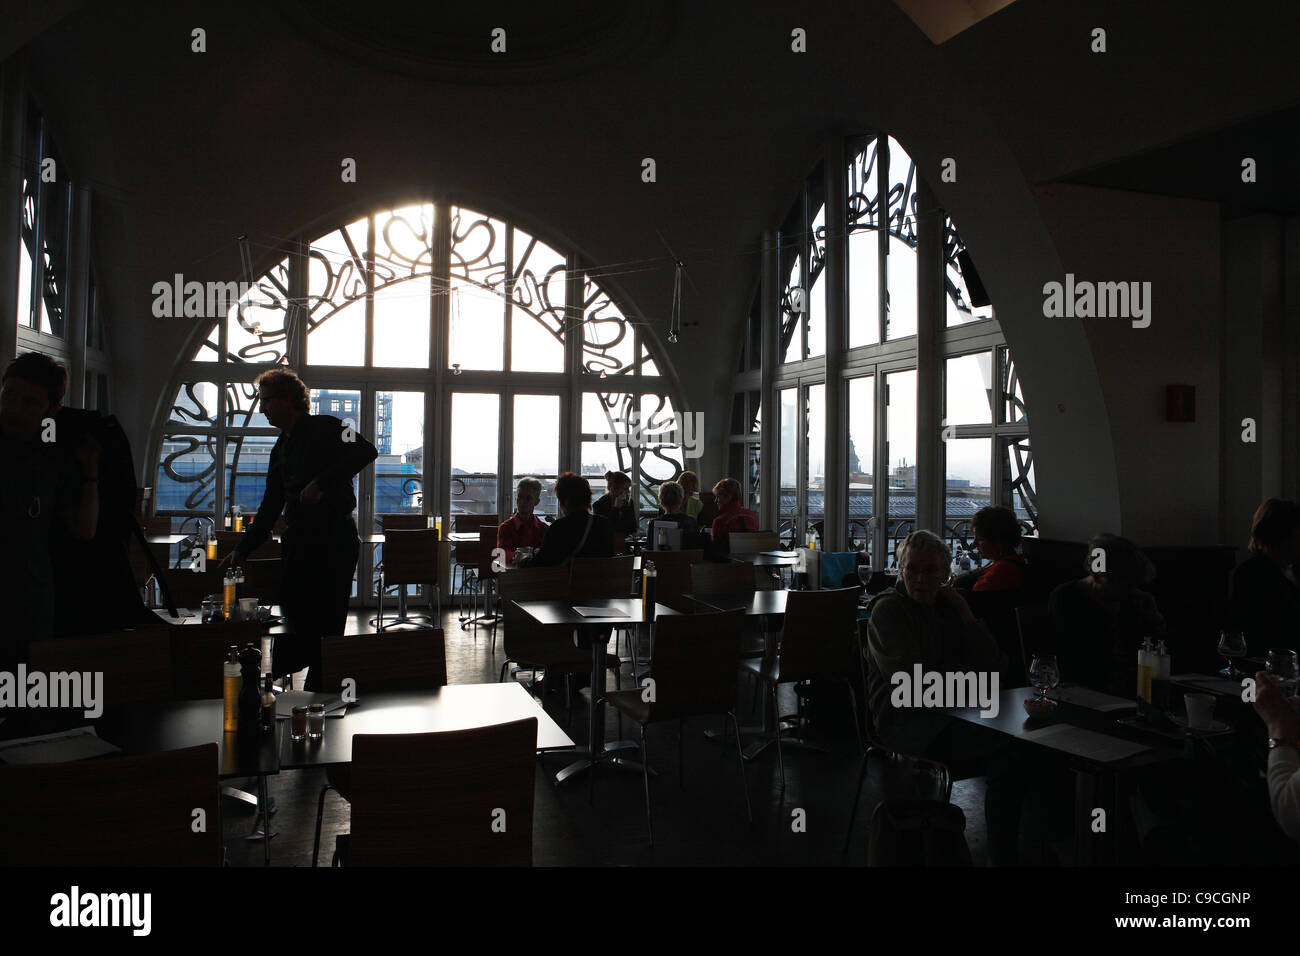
[1019,724,1152,762]
[573,606,629,618]
[0,726,121,764]
[1047,687,1135,712]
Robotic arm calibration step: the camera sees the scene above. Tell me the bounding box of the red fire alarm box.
[1166,385,1195,422]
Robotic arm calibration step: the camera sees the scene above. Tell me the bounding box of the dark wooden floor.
[221,604,1002,867]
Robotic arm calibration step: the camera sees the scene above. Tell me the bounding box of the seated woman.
[709,477,757,555]
[1231,498,1300,653]
[1252,669,1300,842]
[653,479,698,532]
[955,505,1027,592]
[1048,533,1165,696]
[520,472,614,568]
[592,470,639,538]
[864,530,1018,863]
[678,470,704,521]
[497,477,549,566]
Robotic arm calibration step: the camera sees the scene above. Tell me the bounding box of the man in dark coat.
[231,369,377,689]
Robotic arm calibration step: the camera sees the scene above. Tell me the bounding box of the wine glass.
[1217,629,1247,679]
[1028,653,1060,703]
[1266,648,1299,697]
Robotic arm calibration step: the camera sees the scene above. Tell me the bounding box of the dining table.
[513,597,677,793]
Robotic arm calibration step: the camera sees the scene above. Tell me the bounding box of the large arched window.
[153,201,685,597]
[731,134,1037,566]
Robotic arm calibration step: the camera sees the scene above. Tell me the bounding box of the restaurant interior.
[2,0,1299,884]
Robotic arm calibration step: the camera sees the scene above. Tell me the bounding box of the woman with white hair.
[865,530,1019,864]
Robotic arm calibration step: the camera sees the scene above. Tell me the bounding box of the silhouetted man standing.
[231,369,376,690]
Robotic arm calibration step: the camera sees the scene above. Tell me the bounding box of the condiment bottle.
[259,674,276,732]
[223,567,237,618]
[642,560,657,622]
[223,646,241,732]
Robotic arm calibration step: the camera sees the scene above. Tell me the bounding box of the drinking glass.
[307,703,325,739]
[1266,648,1299,697]
[1217,630,1247,679]
[1028,653,1060,703]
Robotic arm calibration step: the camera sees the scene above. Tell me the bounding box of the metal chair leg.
[641,724,653,846]
[771,682,785,790]
[312,784,335,867]
[842,749,874,854]
[678,717,685,789]
[730,711,752,823]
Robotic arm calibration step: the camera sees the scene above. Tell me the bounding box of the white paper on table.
[275,691,348,719]
[1019,723,1152,762]
[1171,674,1243,696]
[1047,687,1135,712]
[0,726,121,764]
[573,606,628,618]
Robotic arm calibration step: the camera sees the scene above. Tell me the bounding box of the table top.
[731,551,800,567]
[513,597,649,627]
[152,607,283,631]
[278,684,574,768]
[95,699,279,778]
[688,590,789,617]
[946,686,1183,771]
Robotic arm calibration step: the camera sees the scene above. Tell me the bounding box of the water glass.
[1267,648,1299,697]
[291,705,309,741]
[307,703,325,739]
[1028,653,1060,702]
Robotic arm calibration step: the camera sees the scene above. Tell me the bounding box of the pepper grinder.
[237,644,263,735]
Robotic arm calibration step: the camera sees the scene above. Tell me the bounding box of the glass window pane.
[848,376,874,561]
[373,277,431,369]
[225,258,291,365]
[639,393,684,511]
[168,382,219,427]
[375,391,424,520]
[581,276,636,376]
[511,229,566,373]
[779,252,802,365]
[748,390,761,434]
[156,434,218,513]
[945,351,994,426]
[944,437,990,554]
[885,236,917,340]
[747,442,761,510]
[224,435,277,514]
[451,393,499,516]
[582,441,627,500]
[779,387,797,543]
[945,217,994,328]
[1002,347,1027,424]
[885,369,917,566]
[514,394,560,519]
[308,221,369,367]
[16,233,33,332]
[582,391,633,439]
[306,389,362,519]
[449,275,503,371]
[1003,437,1038,536]
[806,384,825,534]
[848,229,880,348]
[806,204,826,359]
[225,381,271,429]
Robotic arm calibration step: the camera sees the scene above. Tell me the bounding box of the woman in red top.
[710,477,758,555]
[967,505,1027,591]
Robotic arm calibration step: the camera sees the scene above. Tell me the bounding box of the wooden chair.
[497,567,623,727]
[740,587,862,790]
[690,560,756,598]
[240,557,283,608]
[697,492,719,529]
[159,566,224,611]
[378,513,428,531]
[169,619,265,700]
[570,555,636,599]
[337,718,537,866]
[28,628,173,710]
[729,531,781,554]
[599,609,750,845]
[472,525,502,647]
[375,529,440,629]
[1015,604,1054,680]
[0,743,221,865]
[311,628,449,866]
[639,549,704,604]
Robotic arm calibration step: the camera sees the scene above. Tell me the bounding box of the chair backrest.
[1015,604,1053,678]
[455,513,499,534]
[646,609,745,719]
[127,532,168,587]
[641,549,704,601]
[382,529,440,585]
[140,515,171,537]
[730,531,780,553]
[778,587,861,682]
[321,629,448,695]
[240,557,283,606]
[160,566,224,609]
[349,718,537,865]
[380,513,428,532]
[499,566,574,654]
[478,526,500,579]
[28,628,173,710]
[0,743,221,865]
[169,620,265,700]
[570,555,636,599]
[690,561,756,598]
